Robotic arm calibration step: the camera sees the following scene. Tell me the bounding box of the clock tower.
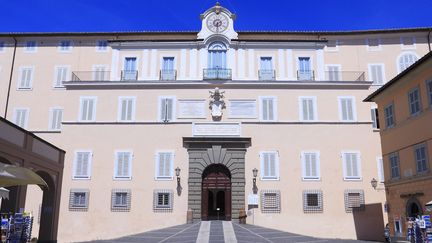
[197,2,238,41]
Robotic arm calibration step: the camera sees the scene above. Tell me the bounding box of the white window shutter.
[351,154,358,177]
[126,99,133,120]
[262,99,269,120]
[377,158,384,182]
[302,99,308,120]
[166,99,173,121]
[269,153,276,177]
[346,99,353,120]
[87,100,94,120]
[310,153,317,177]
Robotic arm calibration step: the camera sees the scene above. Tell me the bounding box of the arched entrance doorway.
[201,164,231,220]
[406,198,423,218]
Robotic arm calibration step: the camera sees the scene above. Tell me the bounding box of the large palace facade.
[0,3,431,242]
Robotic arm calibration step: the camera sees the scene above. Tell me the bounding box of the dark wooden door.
[202,170,231,220]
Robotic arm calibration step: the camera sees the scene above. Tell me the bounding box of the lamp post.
[175,167,182,196]
[370,178,378,190]
[252,168,258,194]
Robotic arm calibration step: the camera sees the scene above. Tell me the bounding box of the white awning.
[0,163,47,188]
[426,201,432,206]
[0,187,9,199]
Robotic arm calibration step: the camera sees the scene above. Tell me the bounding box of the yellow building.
[0,3,431,242]
[365,51,432,239]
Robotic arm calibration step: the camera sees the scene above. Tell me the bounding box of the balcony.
[121,70,138,81]
[324,71,365,81]
[72,71,111,81]
[297,70,315,81]
[259,69,276,81]
[160,69,177,81]
[203,68,232,80]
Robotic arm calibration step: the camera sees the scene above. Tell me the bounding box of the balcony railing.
[72,71,111,81]
[297,70,315,81]
[160,69,177,81]
[121,70,138,81]
[259,69,276,81]
[324,71,365,81]
[203,68,232,80]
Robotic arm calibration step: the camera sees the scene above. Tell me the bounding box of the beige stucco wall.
[0,30,430,242]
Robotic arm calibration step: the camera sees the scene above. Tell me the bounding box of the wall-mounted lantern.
[252,168,258,194]
[175,167,182,196]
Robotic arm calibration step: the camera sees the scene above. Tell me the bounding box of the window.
[400,37,415,49]
[111,189,131,212]
[178,99,206,118]
[303,190,323,213]
[297,57,313,80]
[69,189,89,211]
[161,57,176,80]
[260,151,279,180]
[368,64,385,84]
[13,108,29,129]
[73,151,92,179]
[389,152,400,179]
[259,96,277,121]
[208,42,227,69]
[408,87,422,116]
[427,80,432,106]
[58,40,72,52]
[122,57,137,80]
[344,190,365,213]
[338,97,356,121]
[118,97,136,122]
[261,190,281,213]
[342,152,361,180]
[384,103,395,128]
[228,100,256,118]
[326,65,341,81]
[414,144,428,174]
[96,40,108,51]
[377,157,384,183]
[259,57,274,80]
[366,38,381,51]
[92,65,108,81]
[79,97,97,122]
[18,67,33,89]
[49,108,63,131]
[301,152,320,180]
[25,41,37,52]
[54,66,69,87]
[114,151,132,179]
[398,53,418,73]
[371,107,380,129]
[299,96,317,121]
[155,151,174,180]
[158,97,175,122]
[153,190,173,212]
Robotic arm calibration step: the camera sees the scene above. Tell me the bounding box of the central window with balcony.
[122,57,138,81]
[160,57,176,80]
[204,42,231,80]
[259,57,275,80]
[297,57,314,80]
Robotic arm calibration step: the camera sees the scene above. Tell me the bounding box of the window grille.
[303,190,323,213]
[344,190,365,213]
[261,190,281,213]
[69,189,89,211]
[153,190,173,212]
[111,189,131,212]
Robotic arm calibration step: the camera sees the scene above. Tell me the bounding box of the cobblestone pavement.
[82,221,377,243]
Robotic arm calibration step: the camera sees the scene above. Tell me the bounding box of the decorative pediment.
[198,2,238,41]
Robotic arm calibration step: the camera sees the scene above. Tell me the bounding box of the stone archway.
[406,197,423,218]
[202,164,231,220]
[183,137,251,221]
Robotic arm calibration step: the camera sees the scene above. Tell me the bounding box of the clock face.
[206,13,229,33]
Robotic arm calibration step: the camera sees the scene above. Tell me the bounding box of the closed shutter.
[327,66,340,81]
[87,99,94,120]
[303,153,319,179]
[157,152,172,178]
[116,152,131,178]
[160,98,174,122]
[344,153,360,179]
[75,152,90,178]
[50,108,63,130]
[262,152,277,179]
[14,109,28,128]
[261,98,275,121]
[302,99,309,120]
[377,158,384,182]
[55,67,67,87]
[81,98,95,121]
[399,54,418,72]
[340,98,354,121]
[371,65,383,84]
[20,68,32,88]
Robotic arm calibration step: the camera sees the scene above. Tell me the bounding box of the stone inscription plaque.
[192,122,241,137]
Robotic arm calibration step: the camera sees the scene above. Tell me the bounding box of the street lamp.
[175,167,182,196]
[252,168,258,194]
[370,178,378,190]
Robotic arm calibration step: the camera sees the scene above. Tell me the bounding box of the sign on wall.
[192,122,241,137]
[178,100,206,118]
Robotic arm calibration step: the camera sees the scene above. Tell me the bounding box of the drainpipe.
[427,28,431,52]
[4,36,17,119]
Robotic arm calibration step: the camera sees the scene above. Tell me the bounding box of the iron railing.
[324,71,365,81]
[71,71,111,81]
[203,68,232,80]
[258,69,276,81]
[297,70,315,81]
[121,70,138,81]
[160,70,177,81]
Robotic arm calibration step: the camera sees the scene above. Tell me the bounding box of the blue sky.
[2,0,432,32]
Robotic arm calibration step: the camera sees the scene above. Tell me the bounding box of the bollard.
[239,208,247,224]
[187,208,193,224]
